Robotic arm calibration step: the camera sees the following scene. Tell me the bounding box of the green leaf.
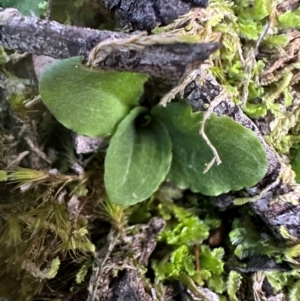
[227,271,242,301]
[171,245,195,277]
[46,257,60,279]
[0,170,7,181]
[194,270,211,286]
[75,259,92,284]
[160,214,209,245]
[238,19,260,40]
[105,107,172,206]
[39,57,148,137]
[152,103,268,196]
[152,245,195,281]
[292,146,300,183]
[229,218,279,260]
[278,9,300,29]
[207,274,225,294]
[265,271,287,294]
[290,280,300,301]
[262,34,290,48]
[152,260,176,282]
[195,246,225,293]
[200,245,224,275]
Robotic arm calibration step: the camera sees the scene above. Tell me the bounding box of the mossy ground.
[1,0,300,300]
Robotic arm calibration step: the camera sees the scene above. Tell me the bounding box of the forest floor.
[1,0,300,301]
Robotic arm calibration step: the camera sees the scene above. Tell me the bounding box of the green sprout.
[39,57,268,206]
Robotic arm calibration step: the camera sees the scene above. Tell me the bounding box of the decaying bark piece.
[99,0,209,30]
[87,217,165,301]
[0,7,219,81]
[103,270,152,301]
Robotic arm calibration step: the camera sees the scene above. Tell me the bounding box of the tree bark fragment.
[0,8,219,81]
[87,217,165,301]
[99,0,209,30]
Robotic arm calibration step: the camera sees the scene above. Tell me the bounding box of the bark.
[87,218,165,301]
[99,0,209,30]
[0,7,219,81]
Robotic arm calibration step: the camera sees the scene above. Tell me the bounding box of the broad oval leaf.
[39,57,148,137]
[152,103,268,196]
[105,107,172,206]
